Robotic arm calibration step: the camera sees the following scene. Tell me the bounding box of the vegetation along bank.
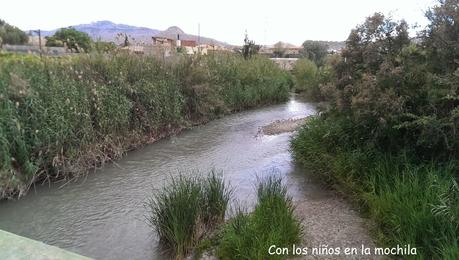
[291,1,458,258]
[0,52,292,199]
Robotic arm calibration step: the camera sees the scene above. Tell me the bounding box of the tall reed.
[0,52,291,198]
[217,176,302,260]
[146,170,232,259]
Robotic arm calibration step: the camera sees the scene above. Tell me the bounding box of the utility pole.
[33,29,43,58]
[38,29,42,58]
[198,23,200,54]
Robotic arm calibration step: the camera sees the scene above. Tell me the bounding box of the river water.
[0,96,317,259]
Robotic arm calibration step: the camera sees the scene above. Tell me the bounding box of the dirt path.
[261,117,381,260]
[292,185,381,260]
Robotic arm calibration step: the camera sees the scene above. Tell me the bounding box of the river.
[0,96,317,259]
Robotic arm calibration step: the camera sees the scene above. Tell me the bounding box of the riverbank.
[0,97,316,259]
[291,116,459,259]
[0,52,292,199]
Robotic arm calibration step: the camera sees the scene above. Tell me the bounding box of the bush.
[146,170,232,259]
[217,176,302,260]
[0,19,28,45]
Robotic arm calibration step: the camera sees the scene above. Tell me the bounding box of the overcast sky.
[1,0,436,46]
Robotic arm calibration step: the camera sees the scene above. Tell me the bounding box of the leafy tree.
[335,13,410,89]
[273,42,286,58]
[123,33,130,47]
[241,32,260,59]
[300,40,329,66]
[292,58,318,95]
[45,27,92,52]
[320,10,458,159]
[423,0,459,74]
[44,36,65,47]
[0,19,28,45]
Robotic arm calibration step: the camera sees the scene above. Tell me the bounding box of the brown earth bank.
[2,113,230,200]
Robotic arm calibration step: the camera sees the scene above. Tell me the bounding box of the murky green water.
[0,96,316,259]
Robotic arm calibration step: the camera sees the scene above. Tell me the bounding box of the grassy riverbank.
[0,52,291,199]
[291,2,458,258]
[292,116,458,259]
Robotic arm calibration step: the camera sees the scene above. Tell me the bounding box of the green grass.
[291,115,459,259]
[147,174,303,260]
[0,52,291,199]
[146,170,232,259]
[202,169,233,226]
[216,176,303,260]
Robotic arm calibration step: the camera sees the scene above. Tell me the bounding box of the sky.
[1,0,437,46]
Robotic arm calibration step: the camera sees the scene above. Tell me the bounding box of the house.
[152,36,176,47]
[180,40,196,47]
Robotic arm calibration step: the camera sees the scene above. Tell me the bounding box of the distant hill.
[155,26,233,47]
[39,21,232,47]
[40,21,160,45]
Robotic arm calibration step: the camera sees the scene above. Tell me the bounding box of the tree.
[324,11,458,157]
[335,13,410,87]
[44,36,65,47]
[45,27,92,52]
[0,19,28,45]
[123,33,130,47]
[292,58,319,96]
[273,42,286,58]
[424,0,459,74]
[300,40,329,66]
[241,32,260,59]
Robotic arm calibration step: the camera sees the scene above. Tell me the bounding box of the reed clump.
[216,176,302,260]
[146,170,232,259]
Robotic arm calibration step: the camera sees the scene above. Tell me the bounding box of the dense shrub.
[292,56,337,101]
[0,19,28,45]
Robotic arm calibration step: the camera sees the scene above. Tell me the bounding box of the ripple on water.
[0,98,317,260]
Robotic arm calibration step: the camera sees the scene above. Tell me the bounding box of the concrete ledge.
[0,229,92,260]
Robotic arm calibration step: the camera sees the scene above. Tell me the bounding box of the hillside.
[40,21,159,44]
[40,21,232,47]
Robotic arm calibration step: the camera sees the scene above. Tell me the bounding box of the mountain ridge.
[39,21,233,47]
